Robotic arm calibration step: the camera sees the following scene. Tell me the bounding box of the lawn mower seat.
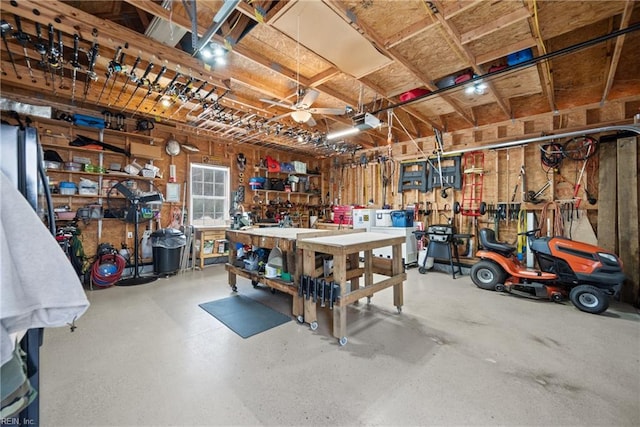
[479,228,516,257]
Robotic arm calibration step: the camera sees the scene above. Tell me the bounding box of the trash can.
[151,228,186,275]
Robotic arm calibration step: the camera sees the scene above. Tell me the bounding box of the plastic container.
[375,209,392,227]
[507,48,533,66]
[150,228,186,275]
[64,161,82,171]
[59,181,77,195]
[333,205,353,224]
[391,210,414,227]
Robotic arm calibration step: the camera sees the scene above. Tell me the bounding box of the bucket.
[265,264,279,278]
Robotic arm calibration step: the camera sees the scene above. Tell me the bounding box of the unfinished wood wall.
[333,97,639,303]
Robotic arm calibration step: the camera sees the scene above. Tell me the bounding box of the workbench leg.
[292,248,303,318]
[364,250,373,304]
[348,252,360,304]
[332,255,348,342]
[303,249,317,326]
[228,245,237,291]
[392,244,403,311]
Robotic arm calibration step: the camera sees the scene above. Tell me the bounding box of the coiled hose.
[91,254,126,287]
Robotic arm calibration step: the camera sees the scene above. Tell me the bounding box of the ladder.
[398,160,428,193]
[458,151,485,216]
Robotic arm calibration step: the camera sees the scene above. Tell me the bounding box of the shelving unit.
[36,117,162,256]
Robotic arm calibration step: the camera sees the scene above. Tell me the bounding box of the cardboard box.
[129,142,162,160]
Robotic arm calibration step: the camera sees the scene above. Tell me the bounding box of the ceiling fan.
[260,15,344,127]
[260,88,345,126]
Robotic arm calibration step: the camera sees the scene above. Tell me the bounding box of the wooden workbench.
[297,231,407,346]
[225,227,349,319]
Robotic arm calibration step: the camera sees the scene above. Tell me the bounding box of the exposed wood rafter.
[601,0,634,104]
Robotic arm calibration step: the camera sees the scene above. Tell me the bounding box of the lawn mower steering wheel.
[517,228,541,237]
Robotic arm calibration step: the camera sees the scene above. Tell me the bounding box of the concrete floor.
[41,264,640,426]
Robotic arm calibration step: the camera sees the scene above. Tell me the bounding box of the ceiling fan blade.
[308,107,345,115]
[259,98,295,110]
[298,89,319,109]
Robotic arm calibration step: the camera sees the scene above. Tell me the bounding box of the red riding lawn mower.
[470,228,625,314]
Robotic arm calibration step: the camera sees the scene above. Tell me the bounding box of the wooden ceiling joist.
[601,0,634,104]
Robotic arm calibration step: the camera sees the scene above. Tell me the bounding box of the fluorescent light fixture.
[291,110,312,123]
[326,127,360,140]
[201,48,213,59]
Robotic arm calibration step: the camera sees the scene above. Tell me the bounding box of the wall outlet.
[127,232,133,239]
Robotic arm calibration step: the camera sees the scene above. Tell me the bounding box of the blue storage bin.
[507,48,533,66]
[391,210,414,227]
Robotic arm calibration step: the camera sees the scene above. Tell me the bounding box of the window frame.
[189,163,230,227]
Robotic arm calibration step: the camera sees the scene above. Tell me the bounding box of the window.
[190,163,230,226]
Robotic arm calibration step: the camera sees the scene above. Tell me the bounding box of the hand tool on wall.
[132,65,166,117]
[81,42,99,103]
[121,61,154,112]
[70,34,81,104]
[511,165,524,203]
[97,45,122,104]
[113,55,141,106]
[12,15,36,83]
[33,22,50,86]
[0,20,19,78]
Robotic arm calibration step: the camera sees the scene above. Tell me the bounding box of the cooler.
[375,209,393,227]
[352,208,375,231]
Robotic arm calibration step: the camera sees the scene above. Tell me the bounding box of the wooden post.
[303,249,317,324]
[598,142,618,253]
[392,243,404,309]
[616,137,639,304]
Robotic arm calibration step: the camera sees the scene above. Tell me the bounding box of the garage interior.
[1,0,639,425]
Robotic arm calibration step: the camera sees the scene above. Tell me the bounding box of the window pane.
[193,168,202,181]
[204,169,214,182]
[215,170,224,183]
[204,182,214,196]
[214,183,225,197]
[193,182,203,195]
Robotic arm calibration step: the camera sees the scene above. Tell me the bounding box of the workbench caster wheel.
[397,306,402,314]
[310,321,318,331]
[418,267,428,274]
[231,285,238,292]
[367,296,372,305]
[251,280,258,288]
[296,315,304,324]
[339,337,348,346]
[271,288,276,294]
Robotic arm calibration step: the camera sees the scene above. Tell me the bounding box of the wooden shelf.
[253,189,320,196]
[35,116,157,142]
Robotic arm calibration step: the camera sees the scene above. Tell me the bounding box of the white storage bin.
[375,209,392,227]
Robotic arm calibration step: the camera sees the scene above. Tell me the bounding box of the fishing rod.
[13,15,36,83]
[70,34,81,103]
[131,65,166,117]
[97,45,122,104]
[105,49,126,105]
[121,61,153,112]
[47,24,60,92]
[33,22,49,86]
[146,71,181,114]
[161,76,193,115]
[82,42,99,103]
[193,89,229,126]
[113,55,140,106]
[56,29,68,89]
[173,80,207,118]
[0,20,19,78]
[185,84,217,118]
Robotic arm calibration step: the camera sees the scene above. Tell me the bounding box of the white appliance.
[371,226,418,265]
[352,208,375,231]
[375,209,393,227]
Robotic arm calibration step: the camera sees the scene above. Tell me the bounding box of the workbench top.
[298,231,404,247]
[227,227,326,240]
